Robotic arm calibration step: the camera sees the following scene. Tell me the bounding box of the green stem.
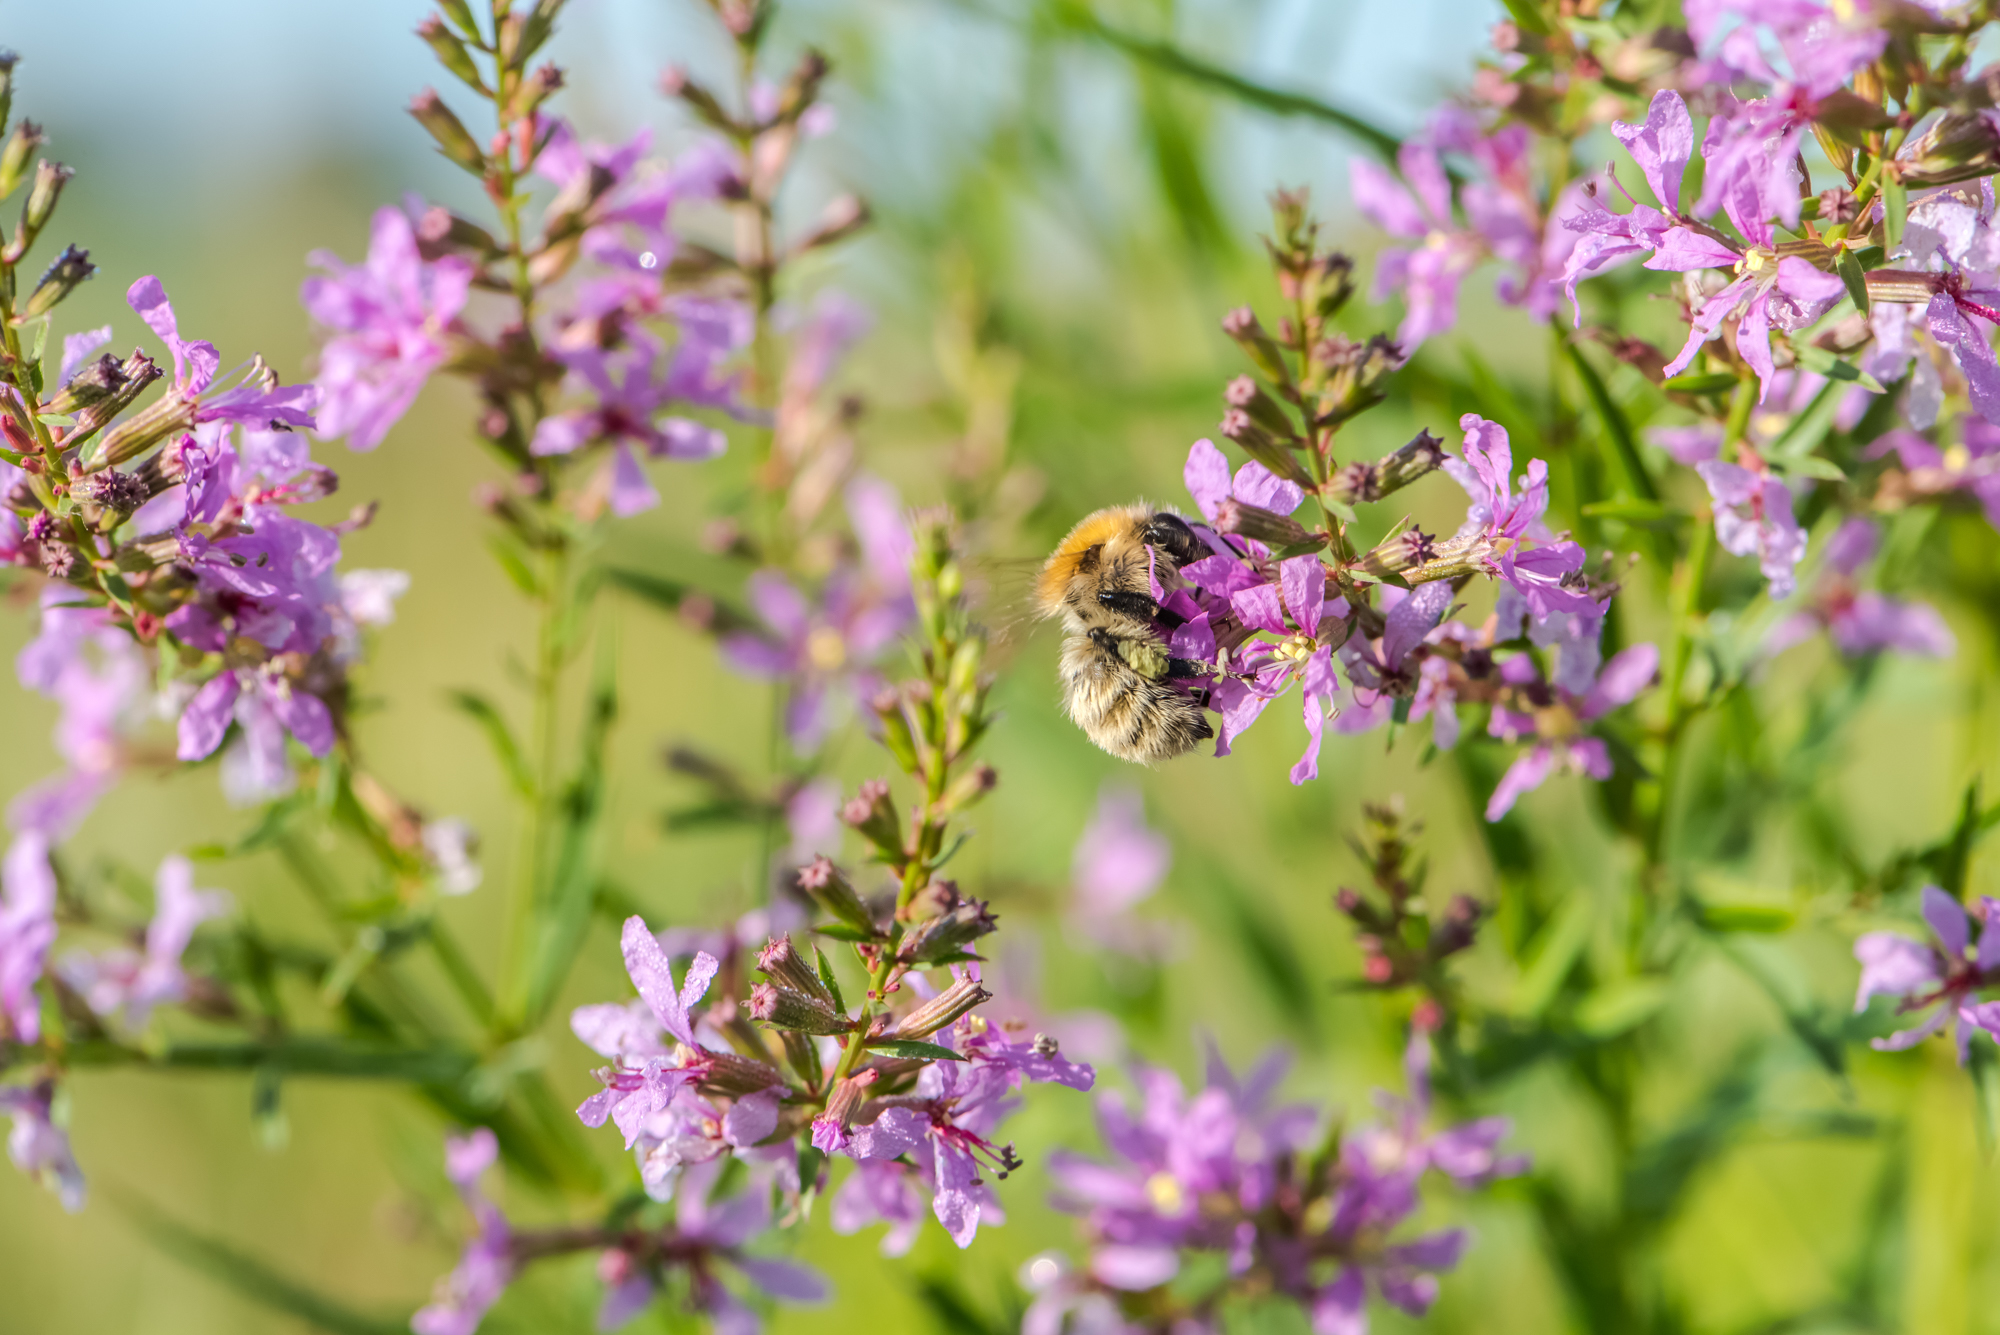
[497,539,570,1034]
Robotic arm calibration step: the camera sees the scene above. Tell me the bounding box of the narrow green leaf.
[484,534,539,597]
[446,690,536,800]
[1056,9,1402,162]
[870,1039,967,1062]
[1837,246,1870,313]
[1883,178,1908,249]
[1926,781,1985,897]
[605,566,753,632]
[1788,343,1886,393]
[1575,977,1670,1038]
[813,922,881,943]
[1514,893,1593,1018]
[124,1195,406,1335]
[1497,0,1553,35]
[1659,371,1739,394]
[1695,902,1796,933]
[1781,455,1848,482]
[1565,342,1658,502]
[815,946,847,1014]
[518,636,619,1028]
[1972,1040,2000,1160]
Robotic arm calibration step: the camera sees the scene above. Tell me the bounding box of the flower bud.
[691,1050,788,1098]
[409,89,486,174]
[70,467,146,520]
[1215,497,1314,548]
[1219,409,1314,488]
[756,934,835,1005]
[19,243,91,320]
[938,762,997,813]
[0,50,18,132]
[69,351,161,458]
[1222,306,1293,386]
[515,0,568,68]
[898,895,998,965]
[1376,428,1447,494]
[1317,333,1404,426]
[9,158,71,260]
[816,1069,877,1143]
[1224,373,1297,440]
[418,16,487,92]
[414,206,502,263]
[794,193,868,255]
[1355,527,1439,577]
[780,1028,823,1091]
[868,690,921,772]
[891,975,991,1040]
[92,381,195,468]
[660,66,736,131]
[840,779,902,855]
[750,981,852,1035]
[797,855,877,935]
[0,119,42,201]
[1903,112,2000,187]
[513,62,565,119]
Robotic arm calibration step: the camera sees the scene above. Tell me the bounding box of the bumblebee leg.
[1145,512,1208,568]
[1165,658,1209,679]
[1096,589,1160,621]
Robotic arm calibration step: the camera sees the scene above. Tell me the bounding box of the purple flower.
[1485,644,1658,821]
[58,855,229,1030]
[1446,415,1599,619]
[1196,553,1348,784]
[412,1128,513,1335]
[1924,284,2000,427]
[656,1158,829,1332]
[1766,517,1955,659]
[1352,108,1582,345]
[842,1062,1029,1248]
[1854,886,2000,1060]
[11,593,150,838]
[1695,457,1808,599]
[720,556,911,754]
[830,1158,927,1257]
[127,277,318,431]
[0,832,57,1044]
[1183,435,1305,526]
[1069,787,1171,951]
[573,918,722,1147]
[303,207,474,450]
[534,122,734,277]
[529,341,727,517]
[0,1081,85,1212]
[1331,582,1458,736]
[176,666,337,802]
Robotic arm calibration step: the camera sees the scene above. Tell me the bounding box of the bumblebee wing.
[964,554,1046,668]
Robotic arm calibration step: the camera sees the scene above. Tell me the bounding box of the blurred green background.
[3,1,2000,1332]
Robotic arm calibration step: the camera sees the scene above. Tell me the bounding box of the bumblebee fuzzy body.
[1035,504,1214,764]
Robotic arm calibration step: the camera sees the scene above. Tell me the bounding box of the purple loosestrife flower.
[840,1060,1025,1248]
[535,121,735,277]
[125,278,318,433]
[1331,583,1458,736]
[1686,2,1886,232]
[1203,554,1347,785]
[0,1081,85,1212]
[1854,885,2000,1059]
[1069,787,1172,954]
[411,1128,513,1335]
[1351,107,1585,346]
[1560,90,1691,315]
[12,592,151,837]
[1485,644,1658,821]
[529,340,727,517]
[1873,421,2000,530]
[625,1087,786,1201]
[0,832,57,1044]
[596,1157,829,1334]
[1766,517,1955,659]
[57,855,229,1031]
[1446,415,1599,620]
[573,918,726,1147]
[831,1158,927,1257]
[1694,454,1809,599]
[303,207,473,450]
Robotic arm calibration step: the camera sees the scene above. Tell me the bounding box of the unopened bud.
[818,1070,877,1139]
[0,119,42,200]
[660,66,736,130]
[756,934,835,1005]
[891,976,991,1039]
[1215,497,1314,548]
[938,762,997,812]
[415,206,501,263]
[1362,954,1395,984]
[516,0,568,67]
[898,896,998,965]
[20,243,91,319]
[1355,527,1439,577]
[869,690,921,772]
[11,158,71,258]
[692,1049,788,1098]
[795,192,868,254]
[1224,373,1298,439]
[1817,187,1859,226]
[417,16,487,92]
[1221,306,1293,386]
[434,0,481,38]
[92,374,195,468]
[1411,997,1445,1031]
[750,981,851,1035]
[70,467,146,516]
[1334,887,1363,915]
[797,856,877,935]
[409,89,486,174]
[0,51,17,131]
[1219,409,1314,490]
[780,1028,823,1090]
[1903,112,2000,187]
[514,62,564,117]
[841,779,902,854]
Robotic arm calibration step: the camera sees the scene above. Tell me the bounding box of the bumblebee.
[1034,504,1214,764]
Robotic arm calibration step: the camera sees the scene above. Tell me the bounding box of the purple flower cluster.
[1030,1036,1523,1334]
[1162,418,1648,816]
[1854,885,2000,1061]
